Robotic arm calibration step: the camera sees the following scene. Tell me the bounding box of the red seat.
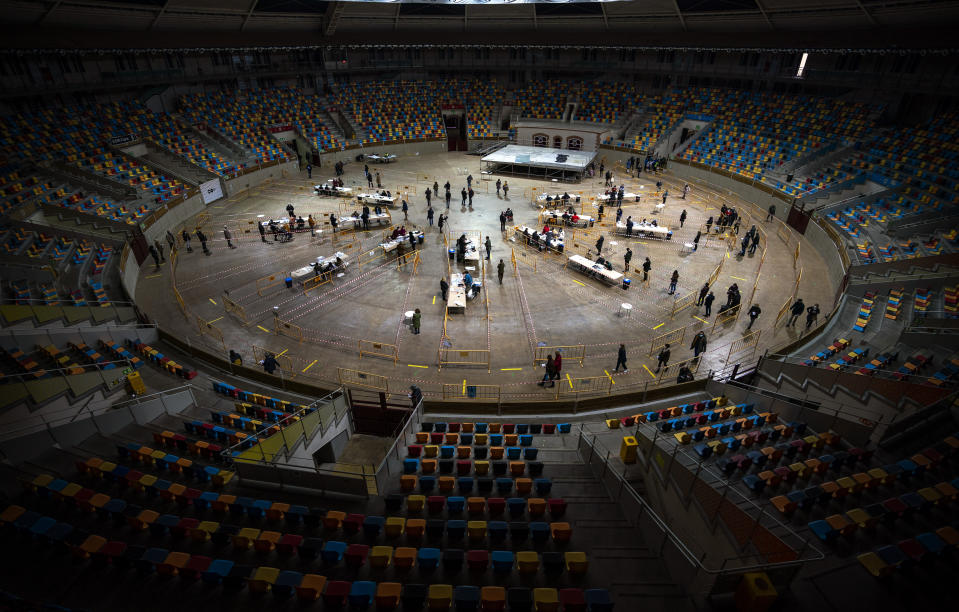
[457,460,472,475]
[345,544,369,567]
[466,549,489,571]
[560,589,586,612]
[548,498,567,518]
[427,496,446,514]
[323,580,351,607]
[502,424,515,434]
[343,513,364,534]
[277,533,303,555]
[407,445,423,458]
[487,497,506,515]
[542,424,556,434]
[898,538,926,563]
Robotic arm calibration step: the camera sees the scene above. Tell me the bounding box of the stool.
[619,303,633,318]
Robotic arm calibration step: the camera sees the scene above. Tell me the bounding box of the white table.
[615,222,672,240]
[516,226,564,252]
[536,193,580,205]
[542,212,594,228]
[290,251,348,282]
[380,231,424,253]
[367,154,397,164]
[596,192,640,203]
[567,254,624,285]
[357,192,398,207]
[448,273,467,313]
[315,183,353,197]
[339,212,391,229]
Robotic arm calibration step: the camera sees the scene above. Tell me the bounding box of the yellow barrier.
[657,356,702,386]
[707,259,725,286]
[793,243,800,268]
[172,286,187,318]
[438,348,491,373]
[711,304,741,332]
[255,273,285,297]
[670,290,698,319]
[358,339,399,365]
[775,294,792,326]
[748,273,761,306]
[336,367,389,392]
[793,267,803,299]
[303,270,334,294]
[726,329,761,365]
[397,250,420,272]
[649,326,686,356]
[533,345,586,368]
[252,345,294,378]
[555,374,612,398]
[776,222,791,245]
[195,315,225,350]
[222,293,248,324]
[443,383,501,402]
[275,318,304,343]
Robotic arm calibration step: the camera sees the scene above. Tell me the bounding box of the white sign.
[200,178,223,205]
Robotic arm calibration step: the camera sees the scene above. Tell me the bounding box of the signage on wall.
[110,133,137,146]
[200,178,224,205]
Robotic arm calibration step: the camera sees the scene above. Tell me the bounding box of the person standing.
[286,203,295,218]
[683,184,690,199]
[411,308,421,334]
[196,229,210,255]
[697,282,710,306]
[690,331,707,360]
[805,303,820,329]
[655,344,671,373]
[306,163,312,179]
[595,235,604,256]
[308,215,316,237]
[484,236,492,260]
[166,230,176,252]
[552,351,562,383]
[153,240,165,263]
[497,259,505,284]
[361,208,370,231]
[257,222,266,243]
[693,230,701,251]
[662,190,668,205]
[499,211,507,232]
[409,385,423,408]
[440,278,449,301]
[425,187,432,207]
[613,344,628,373]
[746,304,762,329]
[223,225,235,249]
[668,270,679,295]
[181,229,193,253]
[408,232,416,252]
[438,213,446,232]
[375,170,381,188]
[148,244,160,270]
[366,172,373,188]
[467,174,473,188]
[616,208,623,223]
[642,257,651,287]
[538,354,556,388]
[626,216,634,237]
[503,182,509,199]
[623,248,633,272]
[788,298,805,327]
[704,291,715,317]
[402,200,408,221]
[749,231,760,255]
[597,204,604,222]
[739,235,749,257]
[427,206,435,227]
[468,187,474,208]
[496,178,502,196]
[445,189,451,208]
[705,216,713,233]
[262,352,278,374]
[433,181,440,198]
[460,187,467,207]
[330,213,338,233]
[766,204,776,221]
[680,209,687,228]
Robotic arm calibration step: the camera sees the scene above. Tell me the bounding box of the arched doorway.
[532,133,549,147]
[566,137,583,151]
[553,135,563,149]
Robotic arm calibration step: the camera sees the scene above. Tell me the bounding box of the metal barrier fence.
[195,315,225,350]
[251,345,294,378]
[670,290,698,319]
[358,340,399,365]
[442,382,501,402]
[303,270,334,294]
[533,344,586,368]
[555,374,612,398]
[274,318,304,343]
[337,367,389,393]
[255,273,285,297]
[726,329,761,366]
[711,304,741,332]
[657,356,702,385]
[222,292,249,324]
[437,348,491,373]
[649,326,686,356]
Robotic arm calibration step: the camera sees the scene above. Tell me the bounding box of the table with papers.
[536,193,581,207]
[367,154,397,164]
[315,182,353,197]
[542,212,594,228]
[447,273,468,313]
[615,222,672,240]
[596,192,641,203]
[380,230,424,253]
[567,254,624,285]
[357,192,398,207]
[339,212,391,229]
[290,251,349,282]
[515,226,564,252]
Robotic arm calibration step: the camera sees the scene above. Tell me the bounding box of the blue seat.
[447,496,465,513]
[447,520,466,540]
[417,547,441,570]
[363,515,385,538]
[557,423,571,433]
[684,417,697,429]
[693,443,712,460]
[743,404,755,414]
[743,475,765,493]
[434,422,447,433]
[706,411,719,422]
[716,458,735,475]
[489,521,508,543]
[507,498,526,517]
[506,447,521,460]
[876,544,905,568]
[804,485,826,506]
[730,421,742,433]
[28,516,55,537]
[682,404,694,414]
[519,435,533,447]
[746,450,767,468]
[897,459,919,478]
[419,476,436,493]
[496,478,513,494]
[535,478,552,495]
[791,421,807,435]
[102,498,127,522]
[808,520,836,543]
[273,570,302,599]
[491,550,514,572]
[349,581,376,607]
[723,437,741,452]
[916,532,946,556]
[321,540,347,563]
[692,430,706,442]
[193,491,216,512]
[490,434,503,446]
[230,497,253,517]
[460,433,474,445]
[516,424,529,434]
[718,424,731,435]
[455,585,480,610]
[900,491,925,513]
[530,522,550,544]
[286,505,309,526]
[786,490,808,510]
[440,446,455,459]
[202,559,234,584]
[152,514,179,537]
[403,458,419,474]
[585,589,614,612]
[475,423,488,433]
[137,547,169,573]
[646,412,659,422]
[457,477,474,493]
[43,521,73,543]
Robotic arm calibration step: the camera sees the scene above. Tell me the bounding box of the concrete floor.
[137,151,837,402]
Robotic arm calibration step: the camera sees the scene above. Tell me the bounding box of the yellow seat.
[385,516,405,537]
[468,520,487,541]
[517,551,539,574]
[438,476,455,492]
[254,530,282,552]
[233,527,261,550]
[407,495,425,512]
[428,584,453,610]
[191,521,219,541]
[129,509,158,530]
[394,547,417,569]
[370,545,393,568]
[247,566,280,593]
[857,552,891,577]
[533,588,559,612]
[564,551,588,574]
[424,445,438,457]
[474,461,490,475]
[324,510,346,529]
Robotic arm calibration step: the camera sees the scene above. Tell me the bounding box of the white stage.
[481,145,596,182]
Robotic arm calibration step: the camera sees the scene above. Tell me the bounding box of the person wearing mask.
[668,270,679,295]
[148,244,160,270]
[642,257,651,287]
[440,278,449,301]
[623,248,633,272]
[427,206,435,227]
[655,344,671,372]
[330,213,338,233]
[697,282,710,306]
[747,304,762,329]
[806,304,820,329]
[690,331,707,361]
[595,235,604,256]
[223,226,235,249]
[402,200,408,220]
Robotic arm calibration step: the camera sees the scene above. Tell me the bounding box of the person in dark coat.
[497,259,506,284]
[148,244,160,269]
[624,248,633,272]
[409,385,423,408]
[698,283,710,306]
[690,331,707,360]
[538,354,557,388]
[181,229,192,252]
[747,304,762,329]
[613,344,628,373]
[440,278,449,301]
[680,209,687,227]
[806,304,821,329]
[668,270,679,295]
[263,353,278,374]
[788,298,805,326]
[500,211,507,231]
[693,230,701,251]
[595,236,604,256]
[642,257,651,287]
[704,291,715,317]
[196,229,210,255]
[655,344,671,372]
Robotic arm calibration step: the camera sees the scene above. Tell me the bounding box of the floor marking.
[208,298,217,305]
[501,367,522,371]
[652,322,665,330]
[208,316,223,324]
[643,365,657,378]
[730,276,747,281]
[604,369,615,385]
[725,252,730,259]
[302,360,317,372]
[694,316,708,324]
[256,325,271,333]
[145,274,162,279]
[432,296,436,305]
[632,241,648,245]
[571,279,585,286]
[408,364,429,368]
[567,372,574,390]
[277,348,289,357]
[463,379,467,394]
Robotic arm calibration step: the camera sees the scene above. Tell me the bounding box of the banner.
[110,133,136,146]
[200,178,224,205]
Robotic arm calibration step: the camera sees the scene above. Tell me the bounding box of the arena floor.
[137,151,837,403]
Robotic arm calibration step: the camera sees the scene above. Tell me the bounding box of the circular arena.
[1,2,958,612]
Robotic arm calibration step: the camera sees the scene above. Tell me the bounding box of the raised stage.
[481,145,596,182]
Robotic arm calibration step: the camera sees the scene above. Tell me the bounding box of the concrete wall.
[514,121,609,152]
[666,162,790,222]
[318,140,449,169]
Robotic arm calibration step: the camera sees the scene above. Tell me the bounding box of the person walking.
[445,189,451,208]
[680,209,687,228]
[668,270,679,295]
[425,187,432,207]
[411,308,421,334]
[286,203,295,218]
[747,304,762,329]
[613,344,628,373]
[148,244,160,270]
[748,231,760,255]
[366,172,374,188]
[538,354,557,388]
[222,225,235,249]
[704,291,715,317]
[500,211,507,232]
[595,235,604,256]
[642,257,651,287]
[433,181,440,198]
[616,208,623,223]
[308,215,316,237]
[788,298,805,327]
[484,236,492,260]
[655,344,671,373]
[693,230,702,252]
[805,303,820,329]
[153,240,165,263]
[739,235,749,257]
[552,351,562,383]
[375,170,381,188]
[496,179,502,197]
[623,248,633,272]
[683,184,690,199]
[197,229,210,255]
[262,352,278,375]
[705,216,713,233]
[597,204,604,222]
[440,278,449,301]
[502,181,509,199]
[330,213,338,233]
[166,230,176,252]
[306,163,312,179]
[427,206,435,227]
[467,174,473,188]
[438,213,446,232]
[766,204,776,221]
[460,187,467,207]
[497,259,505,284]
[697,282,710,306]
[690,331,707,360]
[468,187,474,208]
[662,190,668,205]
[181,229,193,252]
[402,200,409,220]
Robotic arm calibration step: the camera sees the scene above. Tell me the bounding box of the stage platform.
[481,145,596,182]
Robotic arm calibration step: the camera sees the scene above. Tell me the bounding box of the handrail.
[110,383,198,411]
[374,398,423,476]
